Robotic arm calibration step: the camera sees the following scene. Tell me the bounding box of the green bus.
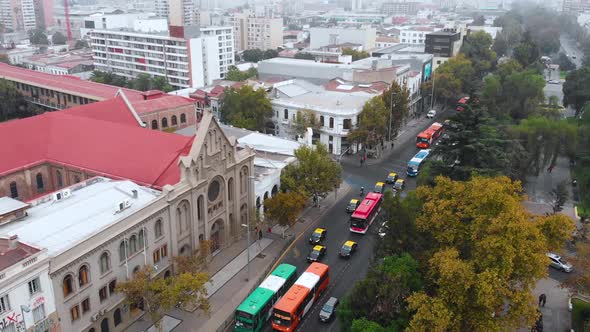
[234,264,297,332]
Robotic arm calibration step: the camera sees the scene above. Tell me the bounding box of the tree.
[74,39,88,49]
[406,176,574,331]
[347,96,388,148]
[492,33,509,57]
[564,241,590,295]
[294,52,315,60]
[263,191,307,227]
[28,28,48,45]
[133,73,152,91]
[563,66,590,115]
[226,65,257,82]
[501,69,546,120]
[219,85,273,132]
[556,52,576,72]
[460,30,497,79]
[280,144,342,197]
[351,318,386,332]
[89,70,128,87]
[116,266,210,327]
[263,49,278,59]
[421,55,475,106]
[292,109,320,135]
[342,48,369,61]
[152,76,173,92]
[242,49,264,62]
[513,32,540,68]
[172,240,213,273]
[0,78,40,122]
[382,80,410,140]
[471,15,486,26]
[550,181,570,214]
[52,31,67,45]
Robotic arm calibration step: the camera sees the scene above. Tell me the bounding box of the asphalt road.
[261,111,450,332]
[560,35,582,69]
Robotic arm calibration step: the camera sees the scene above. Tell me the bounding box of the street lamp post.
[388,89,395,142]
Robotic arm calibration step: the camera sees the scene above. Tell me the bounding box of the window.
[99,252,110,274]
[329,117,334,129]
[9,182,18,199]
[28,278,41,295]
[0,294,10,314]
[70,305,80,321]
[33,304,45,323]
[79,266,89,287]
[119,241,127,262]
[153,249,160,263]
[99,286,108,302]
[56,170,63,188]
[129,235,137,254]
[161,244,167,258]
[63,275,74,297]
[161,117,168,128]
[36,173,44,192]
[138,230,145,250]
[171,115,178,125]
[180,113,186,123]
[151,120,158,129]
[283,109,288,120]
[320,116,324,127]
[114,308,122,326]
[108,280,117,295]
[81,298,91,313]
[155,220,163,238]
[343,119,352,130]
[74,175,81,183]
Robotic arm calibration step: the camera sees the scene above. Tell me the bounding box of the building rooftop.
[0,197,29,216]
[0,63,144,101]
[0,178,160,256]
[0,111,193,188]
[0,236,41,271]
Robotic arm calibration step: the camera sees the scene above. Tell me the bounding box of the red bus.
[271,263,330,331]
[416,122,443,148]
[456,96,470,112]
[350,192,383,234]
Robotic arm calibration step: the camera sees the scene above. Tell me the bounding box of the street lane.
[260,110,451,332]
[560,35,582,68]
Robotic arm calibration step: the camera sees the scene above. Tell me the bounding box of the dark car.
[307,245,327,262]
[319,297,339,322]
[309,228,327,244]
[339,240,358,258]
[385,172,398,184]
[346,199,360,213]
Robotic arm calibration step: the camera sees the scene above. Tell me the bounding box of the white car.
[427,110,436,118]
[546,253,573,272]
[548,80,560,84]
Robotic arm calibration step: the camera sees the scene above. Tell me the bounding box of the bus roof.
[306,262,330,279]
[415,149,430,159]
[259,274,287,293]
[273,285,310,313]
[351,192,382,219]
[271,263,297,279]
[295,271,321,289]
[237,287,275,315]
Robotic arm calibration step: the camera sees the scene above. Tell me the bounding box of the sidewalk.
[127,181,351,332]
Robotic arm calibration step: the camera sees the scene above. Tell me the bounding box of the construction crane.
[64,0,73,45]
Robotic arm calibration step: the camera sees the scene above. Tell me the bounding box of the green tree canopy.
[342,48,369,61]
[219,85,273,132]
[263,191,307,227]
[28,28,48,45]
[294,52,315,60]
[460,30,497,78]
[133,73,152,91]
[0,78,41,121]
[348,96,388,147]
[382,80,410,139]
[292,109,320,136]
[280,144,342,197]
[563,66,590,115]
[52,31,67,45]
[421,54,475,106]
[226,65,257,82]
[407,176,574,331]
[74,39,88,49]
[242,49,264,62]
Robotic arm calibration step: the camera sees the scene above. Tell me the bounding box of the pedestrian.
[312,194,318,207]
[360,157,364,167]
[391,141,394,149]
[538,293,547,307]
[547,165,554,173]
[258,229,263,241]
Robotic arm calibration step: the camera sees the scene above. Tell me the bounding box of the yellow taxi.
[374,182,385,194]
[339,240,358,258]
[307,245,327,262]
[346,198,360,213]
[385,172,398,184]
[393,178,405,191]
[309,228,327,244]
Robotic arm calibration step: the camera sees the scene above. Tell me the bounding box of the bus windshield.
[417,137,429,143]
[235,317,254,330]
[350,216,366,228]
[272,309,292,327]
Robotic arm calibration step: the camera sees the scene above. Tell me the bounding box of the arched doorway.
[229,213,236,238]
[271,185,278,197]
[100,318,109,332]
[210,219,224,253]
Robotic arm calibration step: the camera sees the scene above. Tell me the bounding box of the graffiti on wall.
[0,312,25,332]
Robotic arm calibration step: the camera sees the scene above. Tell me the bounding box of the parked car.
[548,79,560,84]
[319,297,339,322]
[546,252,573,272]
[309,228,327,244]
[393,179,405,191]
[339,240,358,258]
[307,245,327,262]
[346,199,360,213]
[427,109,437,118]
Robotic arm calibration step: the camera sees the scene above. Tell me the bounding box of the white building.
[230,13,284,52]
[80,13,167,38]
[399,27,436,45]
[269,79,386,155]
[0,0,36,32]
[310,26,377,51]
[90,26,234,89]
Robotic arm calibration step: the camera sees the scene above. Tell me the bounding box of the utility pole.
[388,89,395,142]
[430,70,436,110]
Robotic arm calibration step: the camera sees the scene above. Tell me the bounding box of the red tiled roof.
[131,95,195,115]
[0,112,194,188]
[62,96,140,126]
[0,63,144,102]
[0,237,40,271]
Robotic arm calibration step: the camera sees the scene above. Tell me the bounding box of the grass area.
[577,203,590,220]
[572,298,590,332]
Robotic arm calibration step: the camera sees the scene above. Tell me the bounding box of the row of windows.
[70,279,117,323]
[13,81,92,105]
[0,278,43,318]
[8,170,80,199]
[150,113,187,129]
[281,109,353,130]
